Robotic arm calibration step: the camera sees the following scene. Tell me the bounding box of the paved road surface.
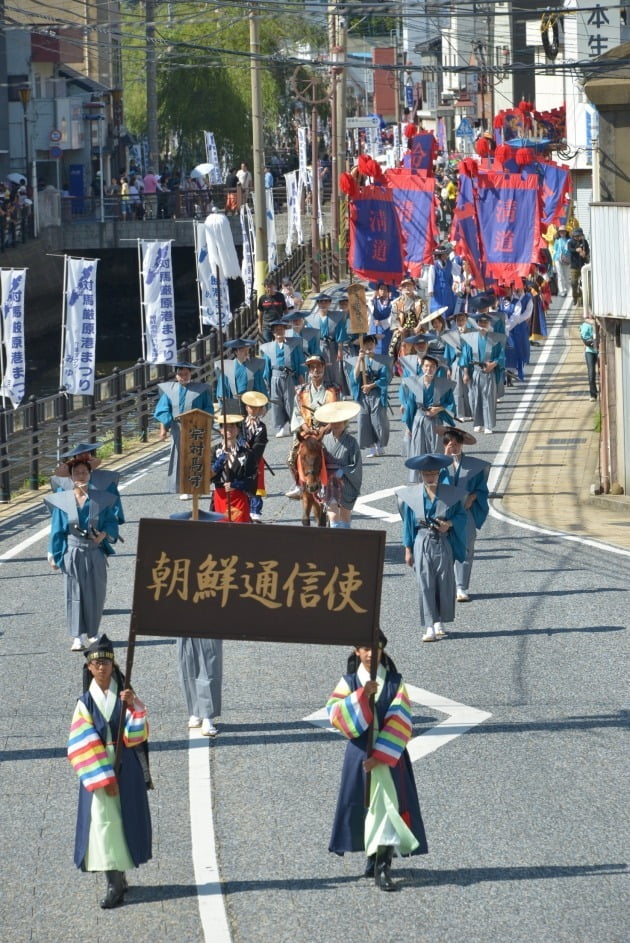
[1,302,627,943]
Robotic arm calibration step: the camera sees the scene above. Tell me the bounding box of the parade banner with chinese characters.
[178,408,212,496]
[62,257,98,395]
[347,283,369,335]
[451,174,484,286]
[266,187,278,271]
[475,173,540,281]
[348,186,405,283]
[140,240,177,363]
[239,205,255,301]
[401,133,437,173]
[131,519,385,646]
[385,169,437,276]
[284,171,299,256]
[203,131,222,184]
[195,224,232,329]
[0,268,26,407]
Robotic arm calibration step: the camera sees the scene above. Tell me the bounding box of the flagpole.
[193,222,206,338]
[215,263,232,522]
[137,239,147,361]
[58,255,69,392]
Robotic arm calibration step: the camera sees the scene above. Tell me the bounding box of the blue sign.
[455,117,474,138]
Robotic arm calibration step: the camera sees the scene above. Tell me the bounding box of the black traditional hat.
[280,312,304,324]
[404,453,452,472]
[224,338,255,350]
[404,333,433,345]
[62,441,103,459]
[84,633,115,662]
[269,319,287,328]
[169,510,226,522]
[174,361,195,370]
[313,293,332,303]
[305,354,326,365]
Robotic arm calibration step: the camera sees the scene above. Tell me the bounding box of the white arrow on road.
[304,685,491,762]
[353,486,400,523]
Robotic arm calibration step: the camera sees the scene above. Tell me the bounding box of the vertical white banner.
[298,127,308,186]
[62,258,98,395]
[239,206,254,303]
[284,171,298,256]
[203,131,222,184]
[266,187,277,272]
[0,268,27,407]
[196,223,232,330]
[141,241,177,364]
[306,169,324,238]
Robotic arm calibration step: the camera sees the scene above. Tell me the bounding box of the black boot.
[374,846,398,892]
[363,854,376,878]
[100,870,126,909]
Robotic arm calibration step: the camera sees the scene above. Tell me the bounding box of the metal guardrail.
[0,239,334,503]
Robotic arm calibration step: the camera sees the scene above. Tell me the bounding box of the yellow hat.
[241,391,268,407]
[417,306,449,327]
[216,414,244,425]
[313,400,361,424]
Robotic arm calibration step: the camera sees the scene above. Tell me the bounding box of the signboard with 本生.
[131,518,385,647]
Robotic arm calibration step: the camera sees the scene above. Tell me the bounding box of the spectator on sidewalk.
[580,312,598,401]
[568,227,590,307]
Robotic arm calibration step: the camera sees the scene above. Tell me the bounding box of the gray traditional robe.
[177,637,223,721]
[322,430,362,510]
[155,381,213,492]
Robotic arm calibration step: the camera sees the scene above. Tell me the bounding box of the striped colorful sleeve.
[123,705,149,748]
[371,680,413,767]
[67,701,116,792]
[326,678,373,740]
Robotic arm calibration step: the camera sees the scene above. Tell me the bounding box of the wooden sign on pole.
[178,408,213,514]
[347,283,369,335]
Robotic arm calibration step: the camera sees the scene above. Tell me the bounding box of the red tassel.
[339,172,358,199]
[404,122,417,140]
[495,143,512,164]
[364,157,383,180]
[475,138,490,158]
[493,114,503,129]
[357,154,371,175]
[515,147,534,166]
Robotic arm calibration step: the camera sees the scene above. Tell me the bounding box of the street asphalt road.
[0,302,628,943]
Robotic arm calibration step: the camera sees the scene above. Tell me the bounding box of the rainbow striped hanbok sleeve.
[371,680,413,767]
[123,704,149,748]
[67,700,116,792]
[326,677,373,740]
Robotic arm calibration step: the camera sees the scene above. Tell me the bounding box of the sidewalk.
[500,304,630,550]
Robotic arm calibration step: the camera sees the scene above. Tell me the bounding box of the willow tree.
[121,1,324,171]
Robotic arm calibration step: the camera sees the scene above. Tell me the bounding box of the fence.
[0,238,335,503]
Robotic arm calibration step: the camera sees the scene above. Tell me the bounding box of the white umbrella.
[191,163,214,180]
[7,173,26,185]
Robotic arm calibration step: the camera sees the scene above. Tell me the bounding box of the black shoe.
[363,854,376,878]
[100,870,126,909]
[375,847,398,892]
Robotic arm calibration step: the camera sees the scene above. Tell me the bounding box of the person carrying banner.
[67,634,152,909]
[215,338,266,406]
[210,414,258,523]
[306,293,348,390]
[286,354,338,498]
[401,354,456,472]
[345,334,391,458]
[426,244,460,316]
[461,310,506,434]
[154,362,214,496]
[51,441,125,524]
[396,453,467,642]
[369,281,393,355]
[45,460,119,652]
[313,401,362,529]
[388,277,425,359]
[261,319,306,437]
[438,426,490,602]
[443,313,474,421]
[241,391,269,522]
[327,629,428,891]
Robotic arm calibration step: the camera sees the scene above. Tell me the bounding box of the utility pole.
[146,0,159,172]
[250,3,268,293]
[331,4,348,280]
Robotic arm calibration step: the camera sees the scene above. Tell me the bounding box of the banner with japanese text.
[62,257,98,395]
[195,224,232,330]
[131,519,385,647]
[0,268,27,407]
[538,161,571,227]
[451,174,484,287]
[284,171,299,256]
[385,169,437,276]
[401,133,437,173]
[298,127,308,185]
[266,187,277,271]
[140,241,177,363]
[203,131,222,184]
[348,186,405,283]
[475,173,541,281]
[239,206,255,303]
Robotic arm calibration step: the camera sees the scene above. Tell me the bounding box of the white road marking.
[0,525,50,565]
[304,686,491,763]
[353,486,400,522]
[188,731,232,943]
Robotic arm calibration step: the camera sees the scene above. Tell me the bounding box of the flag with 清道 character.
[348,186,405,284]
[385,169,437,278]
[475,173,541,281]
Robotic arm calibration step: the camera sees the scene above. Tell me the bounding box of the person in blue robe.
[68,635,152,910]
[438,426,490,602]
[154,362,214,493]
[345,335,391,457]
[214,338,266,406]
[401,355,455,476]
[261,321,306,436]
[45,459,119,651]
[327,631,428,891]
[460,312,506,434]
[51,441,125,524]
[369,281,393,355]
[396,453,467,642]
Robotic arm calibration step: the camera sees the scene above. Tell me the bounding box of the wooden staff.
[114,622,137,775]
[214,263,232,522]
[363,624,380,809]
